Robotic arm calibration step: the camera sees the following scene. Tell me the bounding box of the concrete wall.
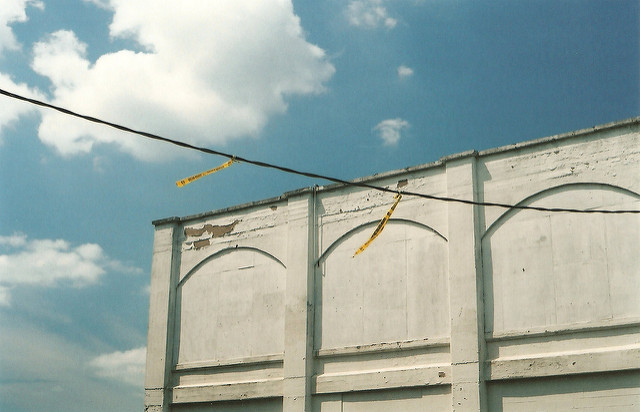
[145,118,640,411]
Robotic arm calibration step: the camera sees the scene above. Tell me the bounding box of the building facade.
[145,118,640,411]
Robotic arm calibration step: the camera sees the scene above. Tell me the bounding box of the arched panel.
[316,220,449,349]
[176,248,286,364]
[483,183,640,334]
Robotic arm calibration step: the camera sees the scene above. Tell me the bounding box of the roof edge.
[153,116,640,225]
[477,116,639,158]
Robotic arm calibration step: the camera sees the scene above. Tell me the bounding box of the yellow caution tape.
[354,193,402,257]
[176,159,235,187]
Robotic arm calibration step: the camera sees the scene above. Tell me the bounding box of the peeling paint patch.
[182,220,241,250]
[193,239,211,249]
[182,239,215,251]
[184,220,240,238]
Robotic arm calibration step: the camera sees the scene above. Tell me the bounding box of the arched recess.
[315,219,449,350]
[175,247,286,364]
[482,182,640,334]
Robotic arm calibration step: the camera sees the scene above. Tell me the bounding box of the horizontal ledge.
[486,318,640,342]
[486,344,640,381]
[314,364,451,394]
[174,353,284,371]
[316,337,450,358]
[172,378,283,403]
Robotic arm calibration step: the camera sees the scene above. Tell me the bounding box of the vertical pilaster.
[283,192,315,412]
[144,218,181,412]
[446,154,486,411]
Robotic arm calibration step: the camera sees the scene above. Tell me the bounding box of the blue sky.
[0,1,638,411]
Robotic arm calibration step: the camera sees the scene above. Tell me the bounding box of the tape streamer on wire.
[176,158,235,187]
[354,193,402,257]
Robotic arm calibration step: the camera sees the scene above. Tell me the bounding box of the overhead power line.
[1,87,638,214]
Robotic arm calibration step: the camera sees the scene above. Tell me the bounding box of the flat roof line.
[153,116,639,226]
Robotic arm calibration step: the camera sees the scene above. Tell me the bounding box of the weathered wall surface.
[145,118,640,412]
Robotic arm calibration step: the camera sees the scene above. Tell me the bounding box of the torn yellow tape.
[176,159,234,187]
[354,193,402,257]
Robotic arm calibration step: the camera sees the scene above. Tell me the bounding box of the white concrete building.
[145,118,640,412]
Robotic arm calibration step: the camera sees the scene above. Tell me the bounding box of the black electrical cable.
[1,87,638,214]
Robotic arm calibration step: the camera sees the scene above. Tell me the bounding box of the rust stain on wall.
[184,220,240,238]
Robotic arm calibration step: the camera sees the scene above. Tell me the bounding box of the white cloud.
[373,118,410,146]
[346,0,397,29]
[0,73,46,143]
[397,65,414,79]
[0,233,141,304]
[32,30,89,89]
[82,0,110,9]
[89,346,146,386]
[0,232,27,247]
[0,0,43,56]
[0,314,144,410]
[0,285,10,306]
[28,0,335,161]
[92,155,107,173]
[0,1,46,146]
[105,259,143,275]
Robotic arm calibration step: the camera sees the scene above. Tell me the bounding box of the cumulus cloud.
[27,0,335,161]
[89,346,146,386]
[0,233,141,304]
[373,118,410,146]
[397,65,414,79]
[0,73,46,142]
[0,0,43,56]
[346,0,397,29]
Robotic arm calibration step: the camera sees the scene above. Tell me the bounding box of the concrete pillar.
[283,192,315,411]
[145,218,181,412]
[445,153,486,411]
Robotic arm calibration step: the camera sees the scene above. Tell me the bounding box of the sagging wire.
[1,87,638,215]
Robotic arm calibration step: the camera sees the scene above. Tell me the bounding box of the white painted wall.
[145,118,640,412]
